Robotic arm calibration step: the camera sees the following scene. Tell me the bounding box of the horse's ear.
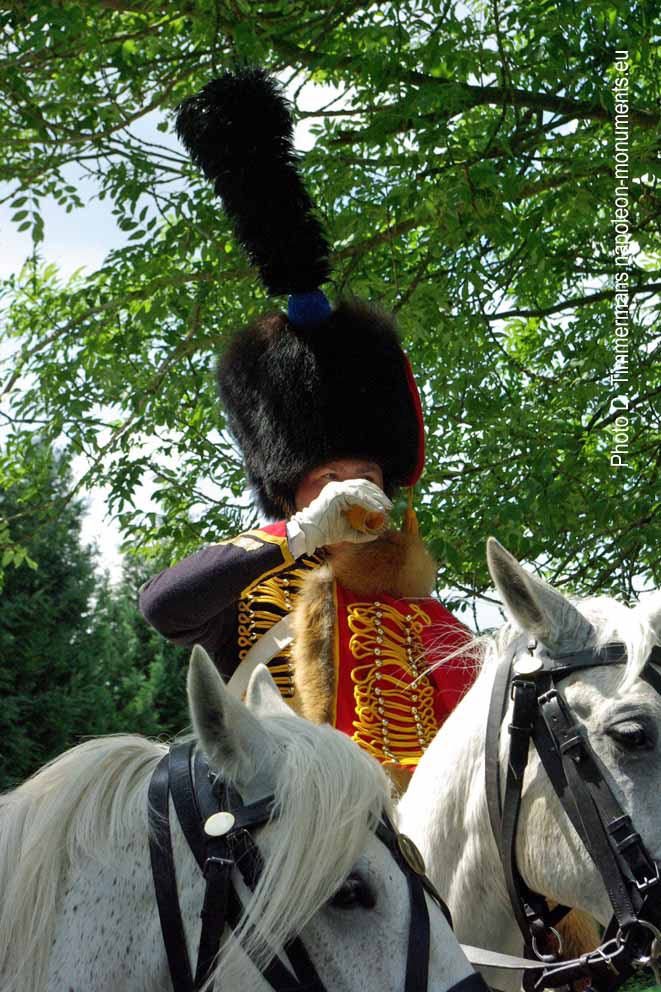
[486,537,593,653]
[246,664,295,719]
[187,645,276,788]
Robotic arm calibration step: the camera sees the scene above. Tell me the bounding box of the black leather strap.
[405,871,431,992]
[148,752,195,992]
[485,661,573,960]
[376,818,431,992]
[546,642,627,669]
[169,742,206,869]
[539,689,642,929]
[500,678,544,943]
[532,692,585,842]
[376,815,454,925]
[484,639,661,988]
[543,643,661,683]
[641,657,661,695]
[172,744,277,991]
[196,850,233,988]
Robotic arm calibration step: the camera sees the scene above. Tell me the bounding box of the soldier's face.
[294,458,384,511]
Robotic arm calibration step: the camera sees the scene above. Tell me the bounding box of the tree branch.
[488,283,661,321]
[267,34,659,134]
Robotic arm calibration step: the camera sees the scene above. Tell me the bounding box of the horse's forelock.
[579,595,660,688]
[486,594,659,690]
[218,711,390,991]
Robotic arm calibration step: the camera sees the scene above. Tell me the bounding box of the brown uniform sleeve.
[138,528,294,675]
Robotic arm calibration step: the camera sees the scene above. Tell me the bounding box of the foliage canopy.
[1,1,659,610]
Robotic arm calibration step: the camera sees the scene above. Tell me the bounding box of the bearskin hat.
[176,68,424,518]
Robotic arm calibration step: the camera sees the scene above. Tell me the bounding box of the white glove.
[286,480,393,558]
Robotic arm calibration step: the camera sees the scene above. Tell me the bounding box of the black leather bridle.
[148,740,488,992]
[485,638,661,990]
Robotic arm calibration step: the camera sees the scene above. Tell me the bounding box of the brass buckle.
[396,832,426,875]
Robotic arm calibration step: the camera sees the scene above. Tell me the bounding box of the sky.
[1,80,507,631]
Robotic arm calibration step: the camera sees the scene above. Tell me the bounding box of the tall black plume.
[175,67,331,296]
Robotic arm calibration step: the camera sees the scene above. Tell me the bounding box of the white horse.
[399,538,661,991]
[0,647,480,992]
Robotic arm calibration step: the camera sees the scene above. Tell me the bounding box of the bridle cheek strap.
[375,819,489,992]
[538,686,641,928]
[486,667,572,951]
[148,742,286,992]
[377,818,432,992]
[403,869,430,992]
[148,752,195,992]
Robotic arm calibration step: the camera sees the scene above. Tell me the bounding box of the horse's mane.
[0,717,390,992]
[0,734,165,992]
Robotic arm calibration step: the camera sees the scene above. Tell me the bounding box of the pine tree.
[0,446,115,789]
[1,445,191,791]
[90,554,190,740]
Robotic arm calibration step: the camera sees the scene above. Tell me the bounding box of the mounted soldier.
[139,67,474,792]
[139,68,600,963]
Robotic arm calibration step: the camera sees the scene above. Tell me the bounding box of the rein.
[148,740,487,992]
[483,639,661,991]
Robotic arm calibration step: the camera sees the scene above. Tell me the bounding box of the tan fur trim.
[291,533,438,725]
[326,529,437,598]
[555,908,600,963]
[290,566,337,724]
[383,763,413,799]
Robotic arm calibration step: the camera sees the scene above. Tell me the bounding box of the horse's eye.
[608,720,654,751]
[329,872,376,910]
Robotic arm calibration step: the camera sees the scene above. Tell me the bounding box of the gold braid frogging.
[349,601,436,766]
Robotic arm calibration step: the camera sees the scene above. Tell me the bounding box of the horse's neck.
[398,664,525,986]
[398,696,483,889]
[46,791,203,992]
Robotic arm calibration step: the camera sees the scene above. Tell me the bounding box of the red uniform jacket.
[140,523,475,768]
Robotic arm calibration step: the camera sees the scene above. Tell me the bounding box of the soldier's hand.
[286,480,392,557]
